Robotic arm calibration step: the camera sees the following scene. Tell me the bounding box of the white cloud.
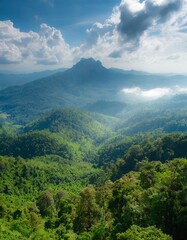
[121,86,187,100]
[1,0,187,73]
[0,20,72,68]
[120,0,144,13]
[122,87,141,94]
[141,88,172,99]
[74,0,187,74]
[117,0,183,44]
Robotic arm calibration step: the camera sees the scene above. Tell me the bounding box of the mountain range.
[0,68,67,90]
[0,58,187,123]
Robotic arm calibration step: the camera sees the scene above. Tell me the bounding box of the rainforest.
[0,58,187,240]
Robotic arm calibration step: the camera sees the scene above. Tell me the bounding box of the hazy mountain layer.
[0,58,187,123]
[0,68,67,90]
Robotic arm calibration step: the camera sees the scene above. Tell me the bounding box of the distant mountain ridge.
[0,68,67,90]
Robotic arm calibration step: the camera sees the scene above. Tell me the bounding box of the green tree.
[74,185,100,233]
[116,225,172,240]
[36,190,56,217]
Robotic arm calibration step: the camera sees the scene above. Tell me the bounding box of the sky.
[0,0,187,73]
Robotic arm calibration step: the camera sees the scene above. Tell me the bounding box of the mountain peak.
[72,58,105,71]
[79,57,102,65]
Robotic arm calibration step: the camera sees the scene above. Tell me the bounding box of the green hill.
[24,109,111,142]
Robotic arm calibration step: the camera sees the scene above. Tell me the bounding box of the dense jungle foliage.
[0,107,187,240]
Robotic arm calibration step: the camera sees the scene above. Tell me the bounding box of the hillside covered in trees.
[0,106,187,240]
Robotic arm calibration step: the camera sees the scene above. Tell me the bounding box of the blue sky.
[0,0,187,73]
[0,0,119,45]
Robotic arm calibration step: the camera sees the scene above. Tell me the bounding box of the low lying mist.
[120,86,187,101]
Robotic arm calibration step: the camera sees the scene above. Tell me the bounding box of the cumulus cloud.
[0,20,72,66]
[118,0,183,44]
[74,0,187,73]
[83,0,184,52]
[0,41,22,64]
[121,86,187,100]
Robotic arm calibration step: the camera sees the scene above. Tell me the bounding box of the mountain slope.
[0,58,128,122]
